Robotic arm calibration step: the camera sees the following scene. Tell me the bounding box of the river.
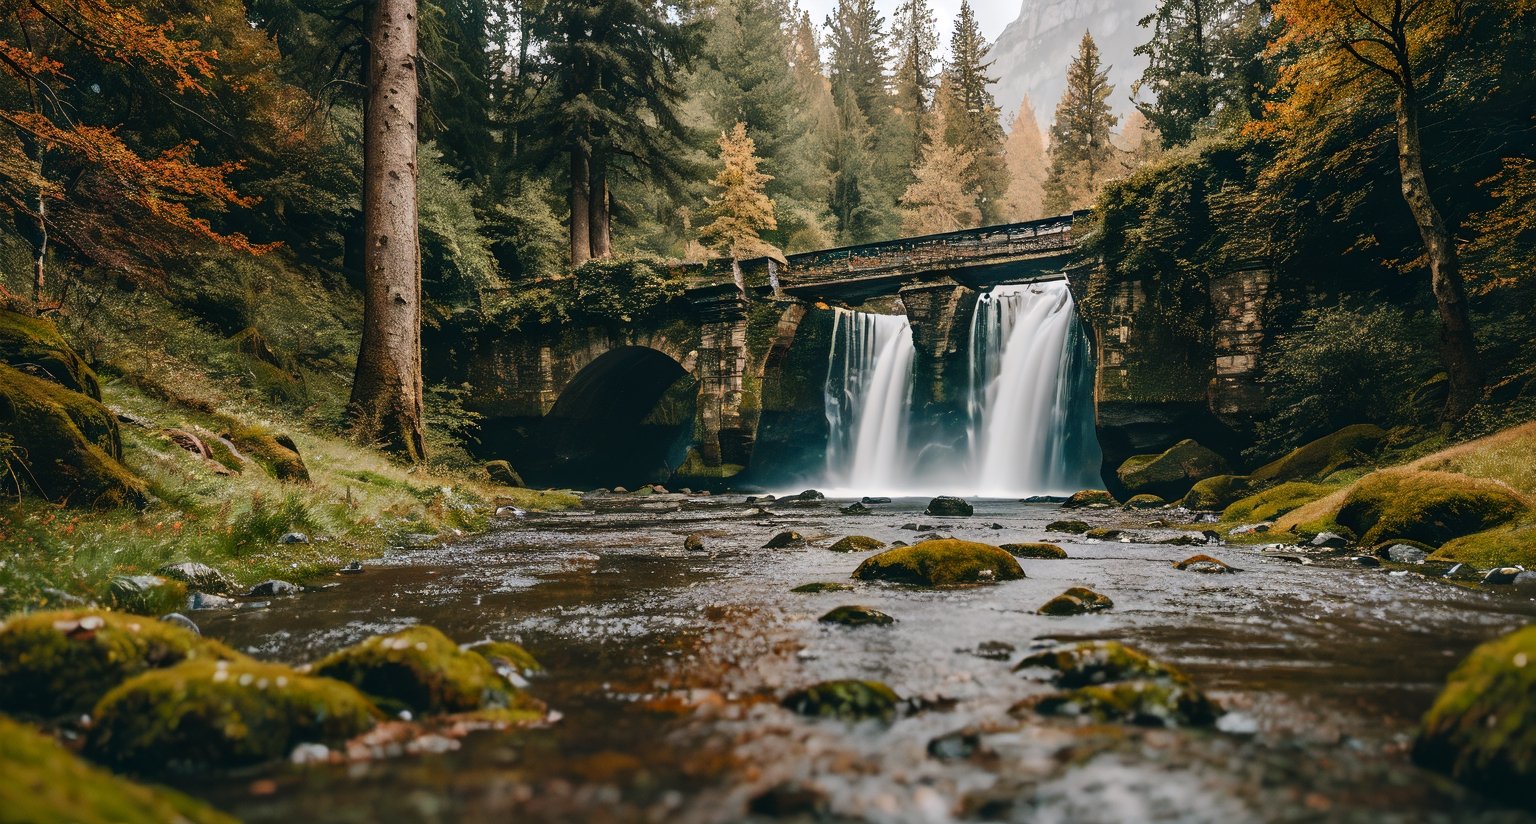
[189,496,1536,823]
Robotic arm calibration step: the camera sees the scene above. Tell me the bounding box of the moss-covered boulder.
[0,308,101,398]
[1116,440,1230,500]
[156,562,236,595]
[781,679,899,722]
[1014,640,1188,688]
[314,625,518,715]
[1085,527,1124,540]
[1414,626,1536,808]
[1431,521,1536,569]
[1221,481,1336,524]
[87,659,380,771]
[107,575,188,616]
[466,640,542,677]
[485,460,525,488]
[1046,519,1091,534]
[224,424,309,483]
[1062,489,1117,509]
[0,714,234,823]
[763,531,806,549]
[1183,475,1255,511]
[792,582,855,593]
[852,540,1024,586]
[1033,679,1220,728]
[1328,471,1528,547]
[1037,587,1114,616]
[1001,542,1067,559]
[828,535,886,553]
[0,364,147,508]
[0,609,243,720]
[1125,494,1166,510]
[819,605,895,626]
[1173,554,1234,574]
[1250,424,1387,484]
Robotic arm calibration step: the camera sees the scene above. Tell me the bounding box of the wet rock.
[1014,640,1190,688]
[87,659,379,771]
[1481,567,1521,585]
[852,540,1025,586]
[157,562,236,594]
[1513,571,1536,592]
[925,496,974,517]
[38,587,86,607]
[749,782,829,817]
[684,533,706,552]
[1230,522,1272,536]
[913,532,954,543]
[1159,534,1206,546]
[1355,555,1382,568]
[839,502,873,515]
[1310,531,1350,549]
[970,640,1016,660]
[1330,470,1525,547]
[1032,679,1221,728]
[484,460,524,487]
[791,489,825,501]
[900,522,938,531]
[1021,495,1067,504]
[989,522,1005,529]
[336,562,363,575]
[495,505,526,517]
[1085,527,1123,540]
[278,532,309,545]
[1443,563,1484,582]
[889,540,909,547]
[108,575,188,616]
[1037,587,1113,616]
[246,579,301,597]
[186,591,235,611]
[1000,542,1067,559]
[828,535,885,553]
[745,494,775,503]
[315,625,524,715]
[819,605,895,627]
[1061,489,1117,509]
[1046,519,1091,534]
[0,609,244,719]
[1125,493,1168,511]
[1173,554,1234,574]
[762,531,806,549]
[1202,530,1224,545]
[1414,625,1536,807]
[781,679,899,722]
[927,728,983,761]
[465,640,542,677]
[160,613,200,635]
[1117,440,1230,500]
[861,496,892,504]
[791,582,855,593]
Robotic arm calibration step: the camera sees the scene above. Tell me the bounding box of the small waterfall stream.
[820,280,1100,497]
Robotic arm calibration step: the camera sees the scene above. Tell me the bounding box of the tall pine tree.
[1042,32,1117,215]
[938,1,1008,224]
[886,0,940,191]
[824,0,897,240]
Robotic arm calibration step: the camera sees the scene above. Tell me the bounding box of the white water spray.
[823,310,915,493]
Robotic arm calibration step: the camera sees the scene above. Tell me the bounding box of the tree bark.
[588,146,612,259]
[569,146,592,266]
[1394,88,1484,421]
[350,0,426,461]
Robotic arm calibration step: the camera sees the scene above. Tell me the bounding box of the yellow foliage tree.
[699,122,782,261]
[900,110,980,235]
[1001,97,1048,221]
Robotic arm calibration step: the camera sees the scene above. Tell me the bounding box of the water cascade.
[823,310,916,493]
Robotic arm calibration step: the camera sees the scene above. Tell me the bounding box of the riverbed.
[190,497,1536,823]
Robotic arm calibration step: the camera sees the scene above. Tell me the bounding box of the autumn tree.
[698,122,780,260]
[1001,97,1049,221]
[1262,0,1521,419]
[937,1,1008,224]
[900,111,980,235]
[1043,33,1118,215]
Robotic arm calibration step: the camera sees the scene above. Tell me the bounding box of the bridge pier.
[900,276,980,472]
[687,271,752,472]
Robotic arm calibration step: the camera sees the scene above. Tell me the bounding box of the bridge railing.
[781,212,1083,283]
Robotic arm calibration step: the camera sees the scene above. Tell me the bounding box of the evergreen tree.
[900,111,980,235]
[887,0,940,188]
[1001,97,1049,221]
[1133,0,1276,147]
[824,0,897,240]
[938,1,1008,224]
[827,85,890,243]
[699,123,780,260]
[824,0,891,125]
[1042,32,1118,215]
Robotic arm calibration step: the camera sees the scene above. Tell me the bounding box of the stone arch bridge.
[449,212,1276,490]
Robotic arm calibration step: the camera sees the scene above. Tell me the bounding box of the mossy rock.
[202,434,245,473]
[1001,542,1067,559]
[851,539,1024,587]
[1250,424,1387,484]
[1331,470,1528,547]
[1085,527,1124,540]
[1430,520,1536,569]
[1414,625,1536,808]
[819,605,895,626]
[0,308,101,398]
[466,640,542,677]
[1183,475,1255,511]
[1037,587,1113,616]
[1046,520,1091,534]
[781,679,899,722]
[485,460,525,488]
[0,609,244,720]
[763,531,806,549]
[1221,481,1337,524]
[224,423,309,483]
[1034,679,1220,728]
[87,659,380,771]
[106,575,188,616]
[1124,494,1167,510]
[792,582,855,593]
[1173,554,1234,574]
[828,535,885,553]
[314,625,518,715]
[1062,490,1117,509]
[0,714,234,823]
[0,364,147,508]
[1014,640,1188,688]
[1116,440,1230,499]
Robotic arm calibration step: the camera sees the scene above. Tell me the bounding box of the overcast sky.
[796,0,1017,49]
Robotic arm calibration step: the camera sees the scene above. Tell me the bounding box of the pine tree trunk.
[350,0,426,461]
[570,146,591,266]
[588,147,612,259]
[1395,88,1483,421]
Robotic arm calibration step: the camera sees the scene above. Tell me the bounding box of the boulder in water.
[925,496,974,517]
[819,605,895,627]
[1062,490,1117,509]
[839,502,873,515]
[1000,542,1067,559]
[828,535,885,553]
[684,533,706,552]
[852,540,1024,586]
[861,496,892,504]
[1173,554,1234,574]
[1014,640,1190,688]
[763,531,806,549]
[1046,519,1091,534]
[781,679,899,722]
[1031,679,1221,728]
[314,625,526,715]
[1037,587,1113,616]
[246,579,301,597]
[791,582,855,593]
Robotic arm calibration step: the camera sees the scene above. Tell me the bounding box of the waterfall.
[823,310,916,493]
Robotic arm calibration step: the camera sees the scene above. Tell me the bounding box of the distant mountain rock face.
[987,0,1158,133]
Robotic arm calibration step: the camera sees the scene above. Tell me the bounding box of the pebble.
[684,533,706,552]
[247,579,302,597]
[1385,544,1428,564]
[186,591,235,611]
[278,532,310,545]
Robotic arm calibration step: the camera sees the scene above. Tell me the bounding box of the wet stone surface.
[187,498,1536,823]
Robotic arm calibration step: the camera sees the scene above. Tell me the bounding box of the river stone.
[1355,555,1382,567]
[927,728,982,761]
[1482,567,1521,585]
[278,532,309,545]
[1085,527,1123,540]
[792,489,825,501]
[839,502,873,515]
[1046,520,1091,534]
[828,535,885,553]
[1022,495,1068,504]
[792,582,855,593]
[925,496,974,517]
[156,562,235,595]
[1061,490,1117,509]
[160,613,200,635]
[684,533,706,552]
[819,605,895,627]
[1001,542,1067,559]
[900,523,938,531]
[763,531,806,549]
[186,591,235,611]
[971,641,1016,660]
[1032,679,1221,728]
[1014,640,1191,688]
[246,579,301,597]
[339,562,364,575]
[1125,494,1167,510]
[852,540,1024,586]
[108,575,187,616]
[913,532,954,543]
[1038,587,1114,615]
[1174,554,1234,574]
[861,496,892,504]
[782,679,899,721]
[1310,532,1350,549]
